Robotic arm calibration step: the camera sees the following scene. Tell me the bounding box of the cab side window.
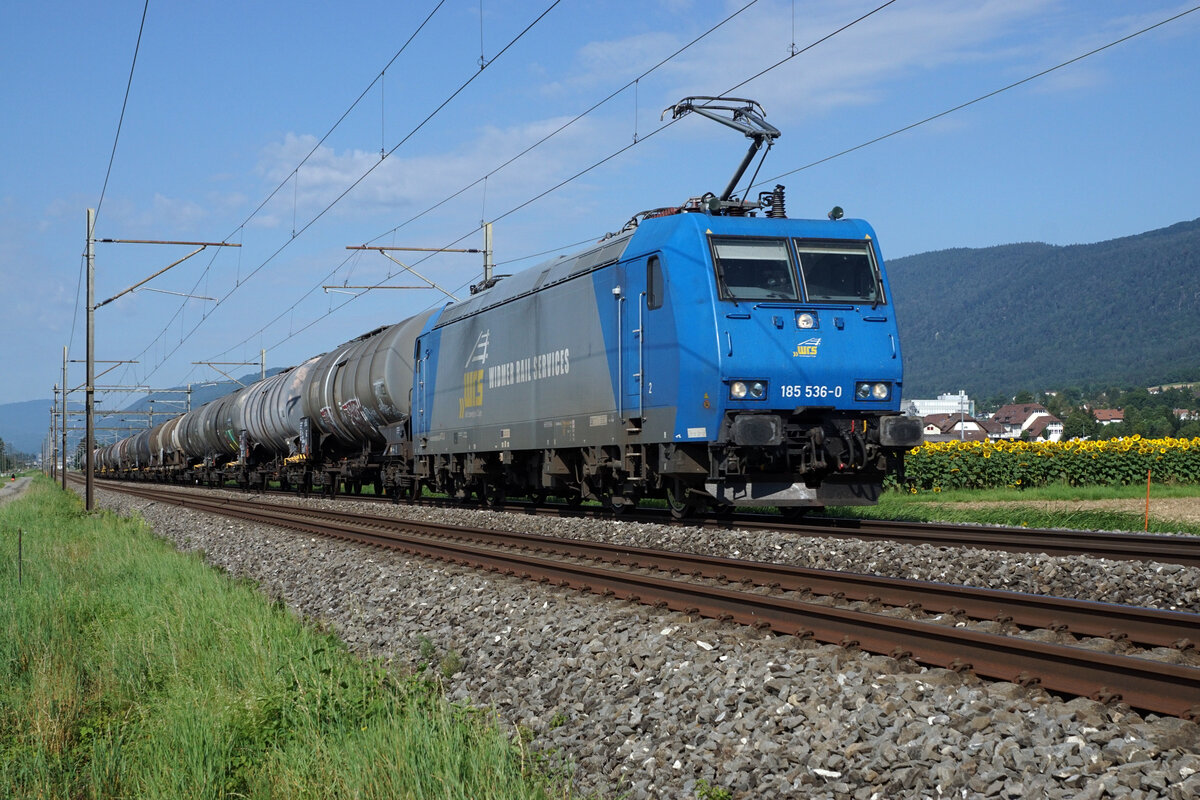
[647,255,664,310]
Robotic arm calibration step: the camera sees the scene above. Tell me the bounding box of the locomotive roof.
[431,210,879,330]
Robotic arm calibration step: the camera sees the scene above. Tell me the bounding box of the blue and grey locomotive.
[96,98,922,517]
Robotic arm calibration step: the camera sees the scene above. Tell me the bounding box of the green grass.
[0,475,572,799]
[827,483,1200,535]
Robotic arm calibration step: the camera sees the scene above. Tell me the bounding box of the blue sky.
[1,0,1198,413]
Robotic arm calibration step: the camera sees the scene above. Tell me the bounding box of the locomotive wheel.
[666,480,697,521]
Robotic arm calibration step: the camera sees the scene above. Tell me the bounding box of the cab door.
[618,256,665,424]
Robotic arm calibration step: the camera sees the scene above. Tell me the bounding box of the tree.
[1013,390,1035,404]
[1062,409,1097,440]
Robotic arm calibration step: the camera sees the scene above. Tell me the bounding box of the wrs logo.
[792,338,821,357]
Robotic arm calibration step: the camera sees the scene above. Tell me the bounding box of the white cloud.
[252,115,606,231]
[550,0,1065,124]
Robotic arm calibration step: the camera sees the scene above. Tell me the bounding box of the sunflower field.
[901,436,1200,491]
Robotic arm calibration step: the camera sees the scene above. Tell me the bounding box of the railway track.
[104,474,1200,567]
[93,478,1200,719]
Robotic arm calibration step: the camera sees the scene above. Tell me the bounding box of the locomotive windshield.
[710,238,799,301]
[795,241,883,304]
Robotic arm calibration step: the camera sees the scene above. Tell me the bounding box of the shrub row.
[902,436,1200,491]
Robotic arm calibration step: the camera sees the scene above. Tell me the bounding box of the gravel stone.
[85,484,1200,799]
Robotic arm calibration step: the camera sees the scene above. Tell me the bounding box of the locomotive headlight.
[729,380,768,400]
[796,312,817,330]
[855,381,891,401]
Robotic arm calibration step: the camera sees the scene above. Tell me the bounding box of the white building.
[903,391,974,419]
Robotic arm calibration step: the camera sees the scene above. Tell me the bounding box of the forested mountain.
[888,218,1200,399]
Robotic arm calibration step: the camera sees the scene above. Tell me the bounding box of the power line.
[131,0,564,392]
[754,4,1200,190]
[95,0,150,226]
[365,0,762,246]
[111,0,449,402]
[235,0,448,235]
[208,1,765,364]
[141,1,1192,401]
[70,0,150,362]
[210,0,897,368]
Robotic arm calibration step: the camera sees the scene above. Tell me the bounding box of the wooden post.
[1144,469,1152,532]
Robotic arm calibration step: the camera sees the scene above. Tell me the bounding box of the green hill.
[888,218,1200,399]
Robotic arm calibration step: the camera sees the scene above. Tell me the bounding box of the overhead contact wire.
[140,0,562,383]
[125,0,448,386]
[754,5,1200,189]
[71,0,150,361]
[220,0,766,360]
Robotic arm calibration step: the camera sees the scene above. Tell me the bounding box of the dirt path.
[935,497,1200,526]
[0,476,31,508]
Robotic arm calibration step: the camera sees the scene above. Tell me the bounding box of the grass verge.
[832,484,1200,535]
[0,475,571,799]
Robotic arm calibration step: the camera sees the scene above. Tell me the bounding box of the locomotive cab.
[639,210,922,511]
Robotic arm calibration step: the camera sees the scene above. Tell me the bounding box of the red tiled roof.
[992,403,1048,424]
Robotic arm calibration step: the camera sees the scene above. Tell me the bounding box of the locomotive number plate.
[782,384,843,400]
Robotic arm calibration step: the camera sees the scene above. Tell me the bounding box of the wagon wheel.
[607,494,631,515]
[666,479,697,521]
[528,490,548,507]
[564,487,584,509]
[451,476,472,502]
[607,487,639,515]
[481,479,507,508]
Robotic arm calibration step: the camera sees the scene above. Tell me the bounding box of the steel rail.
[735,514,1200,568]
[95,480,1200,718]
[86,472,1200,566]
[97,480,1199,651]
[250,500,1200,653]
[332,487,1200,568]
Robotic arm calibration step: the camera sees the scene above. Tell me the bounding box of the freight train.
[95,98,923,517]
